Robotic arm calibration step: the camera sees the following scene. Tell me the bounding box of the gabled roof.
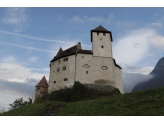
[50,44,93,62]
[35,76,48,88]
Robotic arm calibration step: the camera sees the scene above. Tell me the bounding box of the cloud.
[115,20,136,27]
[151,20,163,28]
[0,41,56,52]
[113,28,157,66]
[0,62,49,83]
[28,56,38,62]
[87,14,114,24]
[71,16,83,23]
[148,53,156,57]
[0,78,42,110]
[121,64,154,93]
[70,14,114,24]
[2,8,28,25]
[1,56,17,63]
[149,35,164,49]
[2,8,28,32]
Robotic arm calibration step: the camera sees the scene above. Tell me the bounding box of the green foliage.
[9,97,32,109]
[34,81,121,104]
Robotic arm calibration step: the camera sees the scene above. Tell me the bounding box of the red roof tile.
[35,76,48,87]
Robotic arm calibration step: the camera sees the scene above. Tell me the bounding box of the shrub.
[9,97,32,109]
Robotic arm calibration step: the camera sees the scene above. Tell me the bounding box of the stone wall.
[83,84,117,92]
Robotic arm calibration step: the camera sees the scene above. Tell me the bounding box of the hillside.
[132,57,164,92]
[1,86,164,116]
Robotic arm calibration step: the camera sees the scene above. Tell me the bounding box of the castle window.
[57,67,60,72]
[83,64,90,68]
[100,38,102,40]
[101,45,104,48]
[103,33,106,36]
[58,60,60,63]
[86,71,88,74]
[64,78,68,81]
[62,65,66,71]
[37,87,40,89]
[63,58,68,62]
[101,66,108,70]
[54,81,56,83]
[82,56,84,58]
[97,32,99,35]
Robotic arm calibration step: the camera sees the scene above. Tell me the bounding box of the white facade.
[48,26,124,94]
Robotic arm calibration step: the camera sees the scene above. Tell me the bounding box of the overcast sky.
[1,6,164,110]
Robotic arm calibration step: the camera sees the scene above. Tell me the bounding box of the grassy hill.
[1,86,164,116]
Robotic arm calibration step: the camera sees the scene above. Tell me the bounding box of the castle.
[35,25,124,98]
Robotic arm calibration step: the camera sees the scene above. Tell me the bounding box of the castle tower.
[91,25,113,58]
[35,76,48,98]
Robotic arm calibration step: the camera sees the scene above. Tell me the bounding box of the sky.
[1,6,164,111]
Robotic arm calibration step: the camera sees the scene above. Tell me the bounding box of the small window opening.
[63,58,68,62]
[64,78,68,81]
[97,32,99,35]
[62,66,66,71]
[57,67,60,72]
[103,33,106,36]
[54,81,56,83]
[86,71,88,74]
[101,45,104,48]
[37,87,40,89]
[82,56,84,58]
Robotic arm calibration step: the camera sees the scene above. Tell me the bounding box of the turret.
[91,25,113,58]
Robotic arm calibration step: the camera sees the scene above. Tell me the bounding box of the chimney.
[77,42,82,50]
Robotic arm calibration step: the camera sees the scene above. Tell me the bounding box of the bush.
[35,81,121,104]
[9,97,32,109]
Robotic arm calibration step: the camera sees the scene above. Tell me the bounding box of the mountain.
[132,57,164,92]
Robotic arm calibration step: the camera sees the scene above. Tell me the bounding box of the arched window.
[64,78,68,81]
[57,67,60,72]
[62,65,66,71]
[101,45,104,48]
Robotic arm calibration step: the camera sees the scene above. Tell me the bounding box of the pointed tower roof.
[93,25,109,32]
[35,76,48,88]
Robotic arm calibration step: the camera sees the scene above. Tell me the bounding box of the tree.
[9,97,33,109]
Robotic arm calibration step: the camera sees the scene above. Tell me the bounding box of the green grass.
[2,86,164,116]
